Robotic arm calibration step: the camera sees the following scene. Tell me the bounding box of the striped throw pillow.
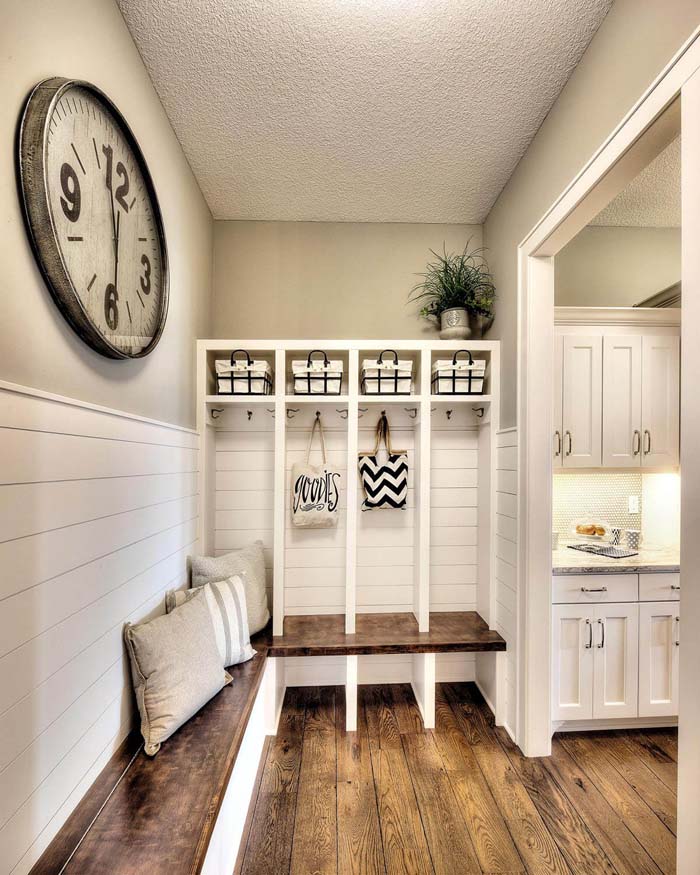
[165,576,255,667]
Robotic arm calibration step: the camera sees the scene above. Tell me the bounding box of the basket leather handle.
[230,349,253,367]
[377,349,399,365]
[307,349,330,367]
[452,349,474,365]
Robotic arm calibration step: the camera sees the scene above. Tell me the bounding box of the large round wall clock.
[18,77,168,359]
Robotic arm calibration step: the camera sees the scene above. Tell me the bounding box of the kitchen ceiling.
[117,0,612,223]
[591,137,681,228]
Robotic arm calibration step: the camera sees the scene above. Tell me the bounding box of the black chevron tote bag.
[358,414,408,510]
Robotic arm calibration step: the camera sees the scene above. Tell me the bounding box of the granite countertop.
[552,540,680,575]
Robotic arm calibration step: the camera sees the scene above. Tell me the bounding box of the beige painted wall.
[0,0,213,428]
[555,225,681,307]
[484,0,699,426]
[211,221,481,339]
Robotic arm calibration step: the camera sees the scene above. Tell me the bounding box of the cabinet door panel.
[602,336,642,467]
[552,605,593,721]
[641,336,680,467]
[639,601,679,717]
[562,335,602,467]
[592,603,638,719]
[553,333,563,468]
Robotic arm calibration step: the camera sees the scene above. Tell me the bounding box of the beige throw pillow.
[124,589,231,756]
[190,541,270,633]
[165,576,255,667]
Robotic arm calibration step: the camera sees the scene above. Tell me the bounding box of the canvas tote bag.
[358,414,408,510]
[291,413,341,528]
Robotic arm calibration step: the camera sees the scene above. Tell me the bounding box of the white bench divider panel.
[196,340,502,729]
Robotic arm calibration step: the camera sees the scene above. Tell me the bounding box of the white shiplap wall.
[495,427,518,738]
[213,406,481,684]
[0,383,199,875]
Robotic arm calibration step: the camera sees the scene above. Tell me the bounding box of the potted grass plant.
[408,241,496,338]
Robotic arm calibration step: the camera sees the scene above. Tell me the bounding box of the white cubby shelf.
[196,339,506,730]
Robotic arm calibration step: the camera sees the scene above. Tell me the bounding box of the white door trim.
[516,23,700,762]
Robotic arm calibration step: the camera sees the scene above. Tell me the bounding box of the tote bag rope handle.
[305,412,328,464]
[370,413,406,455]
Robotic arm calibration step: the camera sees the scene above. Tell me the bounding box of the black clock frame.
[17,77,169,360]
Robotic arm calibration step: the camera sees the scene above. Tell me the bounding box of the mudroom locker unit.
[196,340,507,732]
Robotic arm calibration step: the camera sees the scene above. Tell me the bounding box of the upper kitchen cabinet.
[560,335,602,468]
[602,334,679,468]
[554,309,680,470]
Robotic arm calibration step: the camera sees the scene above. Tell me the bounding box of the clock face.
[18,79,168,359]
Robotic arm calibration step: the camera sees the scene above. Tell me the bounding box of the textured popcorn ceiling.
[591,137,681,228]
[117,0,612,222]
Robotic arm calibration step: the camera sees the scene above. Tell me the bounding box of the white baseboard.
[553,716,678,733]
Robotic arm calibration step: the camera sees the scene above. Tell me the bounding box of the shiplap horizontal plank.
[430,583,477,605]
[0,385,198,448]
[0,472,198,544]
[495,556,517,591]
[285,548,346,569]
[495,534,517,567]
[357,566,414,588]
[0,529,196,708]
[285,586,346,609]
[430,488,477,508]
[429,526,477,547]
[430,430,478,450]
[497,579,517,616]
[216,489,274,510]
[357,528,414,548]
[430,507,477,527]
[0,495,198,602]
[0,430,198,485]
[357,546,414,567]
[431,468,478,488]
[496,428,518,448]
[429,565,477,586]
[356,584,413,607]
[496,513,517,542]
[216,469,274,491]
[496,445,517,471]
[430,448,478,469]
[216,450,275,471]
[496,490,517,519]
[497,469,517,495]
[430,545,478,566]
[285,567,345,589]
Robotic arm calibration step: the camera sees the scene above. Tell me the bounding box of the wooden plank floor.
[236,682,677,875]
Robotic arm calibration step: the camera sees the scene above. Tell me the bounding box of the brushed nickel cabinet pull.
[675,616,680,647]
[597,618,605,649]
[565,430,572,456]
[581,586,608,593]
[585,618,593,649]
[644,429,651,454]
[671,584,681,591]
[633,430,641,455]
[554,430,562,457]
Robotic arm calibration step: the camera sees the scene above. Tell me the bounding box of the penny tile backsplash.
[552,472,642,535]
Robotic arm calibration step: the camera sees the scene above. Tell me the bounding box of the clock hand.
[114,208,120,290]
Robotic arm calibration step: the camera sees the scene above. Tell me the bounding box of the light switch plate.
[628,495,640,514]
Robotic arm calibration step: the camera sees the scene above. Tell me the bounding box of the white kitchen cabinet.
[638,601,680,717]
[552,600,641,722]
[602,336,642,467]
[591,602,639,719]
[561,335,602,468]
[641,335,680,467]
[552,605,594,721]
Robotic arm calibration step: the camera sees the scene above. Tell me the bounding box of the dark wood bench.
[31,638,271,875]
[30,611,504,874]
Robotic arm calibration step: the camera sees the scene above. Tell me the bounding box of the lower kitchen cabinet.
[552,603,638,722]
[638,601,680,717]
